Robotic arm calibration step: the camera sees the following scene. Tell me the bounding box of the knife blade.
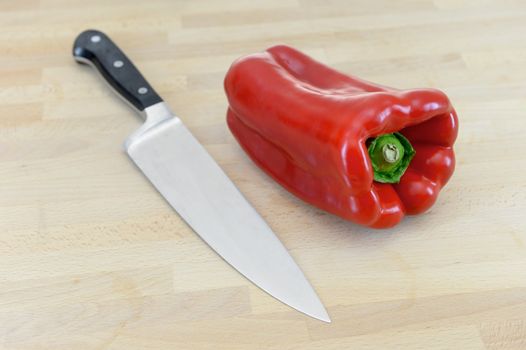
[72,30,330,323]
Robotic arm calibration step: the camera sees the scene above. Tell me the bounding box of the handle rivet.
[90,35,101,43]
[113,60,124,68]
[138,87,148,94]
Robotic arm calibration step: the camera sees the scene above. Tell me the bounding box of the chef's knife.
[72,30,330,323]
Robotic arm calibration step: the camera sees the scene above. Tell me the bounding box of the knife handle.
[72,29,163,112]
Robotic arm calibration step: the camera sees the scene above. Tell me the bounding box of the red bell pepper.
[224,45,458,228]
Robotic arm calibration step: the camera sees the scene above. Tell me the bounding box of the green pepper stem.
[382,144,400,163]
[367,133,415,183]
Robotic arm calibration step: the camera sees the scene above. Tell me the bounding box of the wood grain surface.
[1,0,526,349]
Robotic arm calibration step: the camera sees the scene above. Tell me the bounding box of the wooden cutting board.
[1,0,525,349]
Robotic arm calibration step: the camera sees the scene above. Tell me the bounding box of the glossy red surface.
[224,45,458,228]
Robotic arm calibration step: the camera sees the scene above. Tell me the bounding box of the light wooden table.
[1,0,525,349]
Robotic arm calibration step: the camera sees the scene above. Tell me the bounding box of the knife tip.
[300,303,331,323]
[313,309,332,323]
[323,315,332,323]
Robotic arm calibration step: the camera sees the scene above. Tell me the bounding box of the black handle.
[72,29,162,112]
